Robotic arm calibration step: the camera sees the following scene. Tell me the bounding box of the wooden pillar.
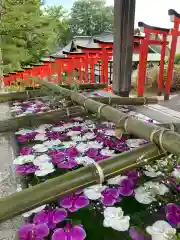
[113,0,136,96]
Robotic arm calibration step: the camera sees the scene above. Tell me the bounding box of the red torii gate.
[137,22,169,97]
[165,9,180,100]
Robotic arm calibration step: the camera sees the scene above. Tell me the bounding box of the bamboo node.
[83,97,91,111]
[66,108,70,117]
[26,91,29,99]
[143,97,147,105]
[117,115,129,132]
[108,97,112,105]
[97,104,108,117]
[91,162,104,184]
[168,123,175,132]
[150,128,168,153]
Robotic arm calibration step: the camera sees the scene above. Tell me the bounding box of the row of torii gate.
[3,9,180,99]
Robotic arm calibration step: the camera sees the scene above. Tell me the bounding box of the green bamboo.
[0,143,160,222]
[90,96,158,105]
[34,79,180,156]
[0,106,86,132]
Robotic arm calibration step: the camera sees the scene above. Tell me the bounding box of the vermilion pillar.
[165,9,180,100]
[138,22,169,97]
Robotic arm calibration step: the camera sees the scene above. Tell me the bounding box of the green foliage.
[1,0,68,73]
[69,0,113,36]
[174,53,180,64]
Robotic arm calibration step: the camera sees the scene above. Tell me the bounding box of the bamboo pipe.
[90,96,158,105]
[0,106,86,132]
[35,79,180,156]
[0,143,161,222]
[0,84,107,102]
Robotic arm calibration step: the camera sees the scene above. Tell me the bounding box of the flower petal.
[53,208,67,224]
[70,225,86,240]
[52,228,67,240]
[74,195,89,209]
[35,223,49,238]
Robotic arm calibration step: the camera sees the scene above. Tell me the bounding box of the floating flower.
[76,143,89,153]
[104,129,115,136]
[22,205,46,218]
[125,170,140,185]
[101,188,120,206]
[107,175,128,185]
[15,163,39,175]
[15,129,34,135]
[100,148,116,157]
[103,207,130,231]
[87,141,103,149]
[57,159,78,169]
[118,178,134,196]
[43,139,61,148]
[33,208,67,229]
[32,144,48,153]
[52,223,86,240]
[75,156,95,166]
[13,155,35,165]
[134,182,169,204]
[84,184,107,200]
[86,148,99,158]
[34,133,48,141]
[67,131,81,137]
[59,192,89,212]
[18,223,49,240]
[19,146,33,155]
[144,165,162,178]
[33,154,51,167]
[146,220,176,240]
[166,203,180,226]
[35,163,55,177]
[172,167,180,179]
[129,227,149,240]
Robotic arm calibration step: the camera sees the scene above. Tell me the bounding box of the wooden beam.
[113,0,136,96]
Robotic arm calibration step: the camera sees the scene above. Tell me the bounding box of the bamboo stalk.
[0,143,160,222]
[90,96,158,105]
[0,106,86,132]
[35,79,180,156]
[0,84,107,102]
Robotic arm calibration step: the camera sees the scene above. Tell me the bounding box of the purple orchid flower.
[18,223,49,240]
[166,203,180,226]
[33,208,67,230]
[101,188,120,206]
[125,170,140,185]
[71,126,82,131]
[15,164,39,175]
[129,227,149,240]
[46,132,68,141]
[59,192,89,212]
[118,178,134,196]
[86,148,99,158]
[104,138,116,149]
[57,159,78,169]
[94,154,110,161]
[52,223,86,240]
[95,134,106,142]
[20,147,33,155]
[17,132,37,143]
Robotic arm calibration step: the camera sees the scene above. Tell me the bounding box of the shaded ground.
[159,95,180,112]
[0,103,23,240]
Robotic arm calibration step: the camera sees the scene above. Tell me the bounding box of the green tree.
[174,53,180,64]
[69,0,114,36]
[43,5,72,47]
[0,0,60,73]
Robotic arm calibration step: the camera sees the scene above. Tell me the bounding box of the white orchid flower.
[146,220,176,240]
[71,135,86,142]
[43,139,61,148]
[107,175,128,185]
[104,130,115,136]
[126,139,145,148]
[100,149,116,157]
[63,123,74,129]
[73,117,83,121]
[84,184,107,200]
[172,168,180,179]
[67,131,81,137]
[13,155,35,165]
[83,132,96,140]
[34,133,48,141]
[51,126,65,132]
[134,181,169,204]
[62,141,76,148]
[87,141,103,149]
[144,165,162,178]
[75,156,95,166]
[35,163,55,177]
[33,154,51,167]
[22,205,46,218]
[103,207,130,232]
[32,144,48,153]
[76,143,89,153]
[15,129,34,135]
